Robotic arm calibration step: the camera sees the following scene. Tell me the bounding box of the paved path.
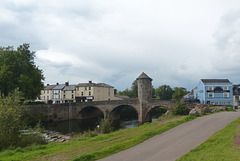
[98,111,240,161]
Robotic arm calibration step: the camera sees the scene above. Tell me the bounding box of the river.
[45,118,158,135]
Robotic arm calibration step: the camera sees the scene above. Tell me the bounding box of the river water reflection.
[45,118,159,135]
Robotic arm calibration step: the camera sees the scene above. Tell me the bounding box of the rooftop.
[76,83,113,88]
[63,85,76,91]
[137,72,153,81]
[44,85,57,90]
[201,79,230,83]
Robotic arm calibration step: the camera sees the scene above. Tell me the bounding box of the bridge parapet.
[75,99,139,106]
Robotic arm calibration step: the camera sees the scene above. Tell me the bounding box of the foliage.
[152,87,156,98]
[172,87,188,101]
[117,80,138,98]
[0,90,47,151]
[0,115,196,161]
[151,107,168,118]
[47,100,53,104]
[120,105,138,120]
[83,129,98,138]
[178,117,240,161]
[98,119,113,134]
[226,106,236,112]
[17,121,47,147]
[155,85,174,100]
[171,101,190,115]
[0,44,44,100]
[0,89,26,150]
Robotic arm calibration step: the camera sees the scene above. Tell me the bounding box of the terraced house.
[39,81,121,104]
[75,81,121,102]
[40,84,56,103]
[194,79,233,106]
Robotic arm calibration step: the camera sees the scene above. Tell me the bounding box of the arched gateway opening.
[76,106,104,131]
[78,106,104,120]
[109,105,138,129]
[147,106,168,122]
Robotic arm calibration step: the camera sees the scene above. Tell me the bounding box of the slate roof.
[76,83,113,88]
[63,85,76,91]
[44,85,57,90]
[52,84,65,90]
[201,79,230,83]
[137,72,153,81]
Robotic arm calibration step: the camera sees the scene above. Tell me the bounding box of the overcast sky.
[1,0,240,91]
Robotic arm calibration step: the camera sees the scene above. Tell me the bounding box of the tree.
[131,80,138,98]
[0,90,26,149]
[172,87,188,101]
[171,101,190,115]
[0,44,44,100]
[155,85,174,100]
[117,80,138,98]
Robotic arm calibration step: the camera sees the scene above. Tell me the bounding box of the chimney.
[56,83,59,85]
[89,81,92,84]
[65,82,69,86]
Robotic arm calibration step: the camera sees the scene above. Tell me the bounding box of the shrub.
[0,90,47,150]
[83,129,98,138]
[0,90,26,150]
[171,101,190,115]
[98,119,113,134]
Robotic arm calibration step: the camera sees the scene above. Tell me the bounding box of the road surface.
[98,111,240,161]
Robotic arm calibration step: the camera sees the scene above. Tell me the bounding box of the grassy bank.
[177,117,240,161]
[0,115,195,161]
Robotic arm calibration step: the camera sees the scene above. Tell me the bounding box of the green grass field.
[0,116,195,161]
[178,117,240,161]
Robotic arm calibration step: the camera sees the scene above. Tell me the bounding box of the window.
[85,87,87,91]
[208,93,214,98]
[81,92,83,96]
[236,96,239,100]
[224,86,228,90]
[47,90,49,94]
[208,86,213,90]
[72,95,74,99]
[63,94,65,98]
[47,96,49,100]
[89,92,91,96]
[224,93,229,98]
[89,87,91,90]
[44,96,45,100]
[72,90,73,93]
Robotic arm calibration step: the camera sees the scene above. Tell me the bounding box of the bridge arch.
[77,106,104,120]
[109,105,138,121]
[146,106,168,122]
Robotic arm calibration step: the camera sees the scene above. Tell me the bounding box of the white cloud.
[1,0,240,90]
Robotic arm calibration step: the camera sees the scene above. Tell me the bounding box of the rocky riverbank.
[43,130,71,143]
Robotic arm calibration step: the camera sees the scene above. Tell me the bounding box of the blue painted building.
[194,79,233,106]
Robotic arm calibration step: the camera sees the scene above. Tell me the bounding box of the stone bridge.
[28,73,174,124]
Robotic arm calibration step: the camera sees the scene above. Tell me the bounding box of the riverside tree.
[0,44,44,100]
[172,87,188,101]
[0,90,26,149]
[117,80,138,98]
[155,85,174,100]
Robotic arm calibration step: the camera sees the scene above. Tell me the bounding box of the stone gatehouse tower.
[137,72,153,123]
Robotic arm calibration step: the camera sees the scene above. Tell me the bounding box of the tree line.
[117,80,189,101]
[0,44,44,100]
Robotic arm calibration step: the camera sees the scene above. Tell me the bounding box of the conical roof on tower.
[137,72,153,81]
